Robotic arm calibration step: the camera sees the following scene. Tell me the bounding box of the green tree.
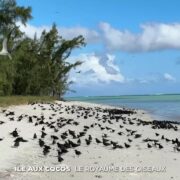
[0,0,32,95]
[0,0,32,33]
[0,0,85,98]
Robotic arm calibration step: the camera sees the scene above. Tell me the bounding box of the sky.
[17,0,180,96]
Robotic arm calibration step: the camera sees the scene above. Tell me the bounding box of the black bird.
[9,117,14,121]
[103,141,111,146]
[174,146,180,152]
[42,126,45,131]
[112,144,123,149]
[0,138,4,141]
[84,126,90,129]
[10,128,18,137]
[61,134,67,140]
[57,142,69,150]
[128,139,132,143]
[126,128,131,132]
[0,121,5,125]
[73,122,79,126]
[155,133,159,136]
[33,133,37,139]
[14,137,28,143]
[88,135,92,141]
[58,155,64,162]
[68,130,75,135]
[147,143,152,148]
[75,149,81,156]
[102,138,109,143]
[14,141,20,147]
[95,138,102,144]
[51,135,59,140]
[68,140,79,148]
[129,121,134,125]
[134,134,142,138]
[43,145,51,155]
[60,147,69,154]
[57,150,62,156]
[64,141,71,149]
[118,132,124,136]
[68,130,76,138]
[41,131,47,138]
[106,127,111,130]
[124,143,130,148]
[85,139,91,145]
[52,139,56,145]
[165,138,171,142]
[39,139,45,147]
[6,111,15,116]
[29,117,33,123]
[77,139,81,144]
[158,144,163,149]
[130,130,137,135]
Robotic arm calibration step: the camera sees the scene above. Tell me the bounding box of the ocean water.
[66,94,180,122]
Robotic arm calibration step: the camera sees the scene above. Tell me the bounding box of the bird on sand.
[33,133,37,139]
[10,128,18,137]
[75,149,81,156]
[39,139,45,147]
[58,155,64,162]
[124,143,130,148]
[95,138,102,144]
[13,141,20,147]
[147,143,152,148]
[14,137,28,143]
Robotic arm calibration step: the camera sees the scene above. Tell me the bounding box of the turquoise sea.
[66,94,180,122]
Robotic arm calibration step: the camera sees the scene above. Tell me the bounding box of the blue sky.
[17,0,180,96]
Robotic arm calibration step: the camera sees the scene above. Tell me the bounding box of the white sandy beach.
[0,101,179,180]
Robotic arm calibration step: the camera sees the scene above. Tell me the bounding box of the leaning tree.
[0,0,85,97]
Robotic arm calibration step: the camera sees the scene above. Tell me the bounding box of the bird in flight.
[0,27,18,60]
[0,37,12,60]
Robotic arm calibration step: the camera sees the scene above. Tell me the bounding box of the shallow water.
[66,94,180,122]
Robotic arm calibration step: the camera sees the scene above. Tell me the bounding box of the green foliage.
[0,0,32,33]
[0,1,85,98]
[0,96,56,107]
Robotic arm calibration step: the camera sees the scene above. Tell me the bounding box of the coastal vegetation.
[0,0,85,99]
[0,96,55,107]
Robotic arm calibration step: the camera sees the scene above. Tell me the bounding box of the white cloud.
[163,73,176,81]
[68,53,125,85]
[18,23,99,43]
[59,27,99,43]
[18,22,180,52]
[100,22,180,52]
[18,23,51,39]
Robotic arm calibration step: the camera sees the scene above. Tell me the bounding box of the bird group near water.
[0,102,180,163]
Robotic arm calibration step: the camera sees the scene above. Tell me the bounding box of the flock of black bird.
[0,102,180,163]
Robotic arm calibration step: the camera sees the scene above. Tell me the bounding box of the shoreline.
[66,94,180,123]
[65,100,180,124]
[0,101,180,180]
